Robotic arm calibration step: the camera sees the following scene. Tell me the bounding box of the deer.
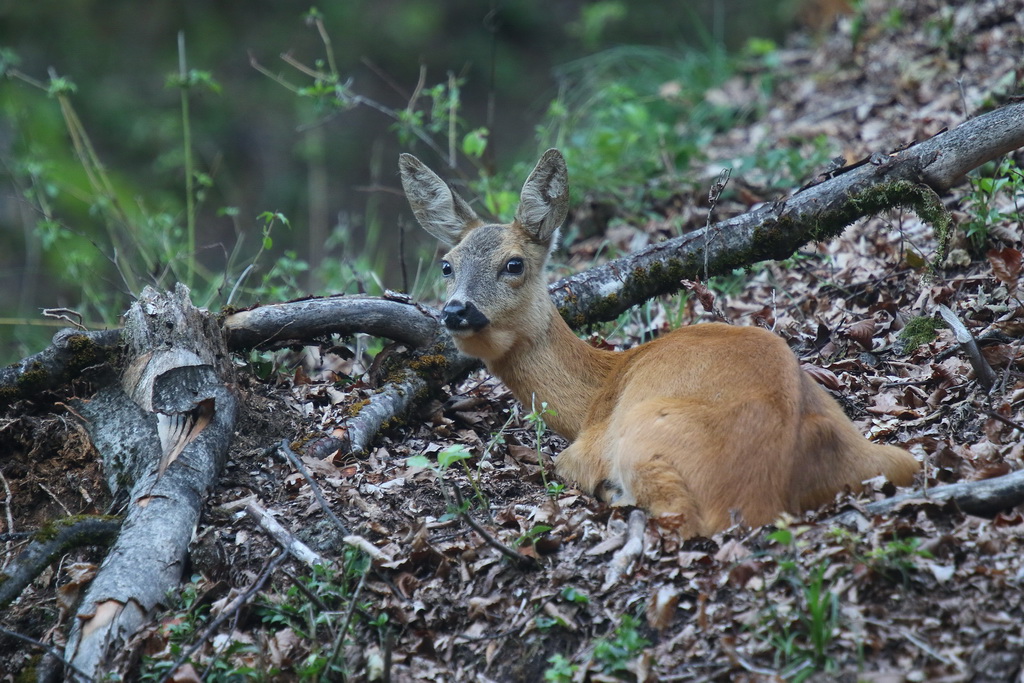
[399,148,920,537]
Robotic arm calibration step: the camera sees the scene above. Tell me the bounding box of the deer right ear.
[399,154,479,247]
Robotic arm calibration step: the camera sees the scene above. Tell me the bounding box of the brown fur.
[399,149,920,537]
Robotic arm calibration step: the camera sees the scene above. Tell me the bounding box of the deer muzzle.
[442,300,490,332]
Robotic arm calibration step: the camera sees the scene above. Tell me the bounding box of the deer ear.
[515,149,568,245]
[399,153,480,247]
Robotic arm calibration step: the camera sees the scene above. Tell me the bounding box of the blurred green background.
[0,0,821,363]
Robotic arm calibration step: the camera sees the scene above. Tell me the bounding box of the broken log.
[63,284,239,680]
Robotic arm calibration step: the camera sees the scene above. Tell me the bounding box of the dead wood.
[63,284,239,680]
[936,304,997,391]
[834,469,1024,526]
[0,516,121,611]
[551,100,1024,326]
[222,294,441,350]
[0,328,120,407]
[338,334,478,456]
[244,499,328,568]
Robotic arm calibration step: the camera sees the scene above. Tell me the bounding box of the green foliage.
[544,612,649,681]
[524,399,563,496]
[961,157,1023,251]
[864,536,933,586]
[759,526,842,680]
[591,614,651,675]
[741,133,835,190]
[407,443,489,515]
[543,654,578,682]
[533,45,736,208]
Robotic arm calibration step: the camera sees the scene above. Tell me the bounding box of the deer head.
[399,150,569,362]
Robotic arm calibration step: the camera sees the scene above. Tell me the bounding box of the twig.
[936,304,997,391]
[450,485,538,570]
[702,167,731,281]
[157,551,289,683]
[323,567,369,681]
[0,627,94,683]
[276,439,350,537]
[244,499,329,568]
[983,409,1024,434]
[0,470,13,557]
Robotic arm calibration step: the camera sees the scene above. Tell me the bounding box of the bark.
[339,334,477,455]
[0,328,120,407]
[63,284,239,680]
[223,294,441,350]
[834,469,1024,526]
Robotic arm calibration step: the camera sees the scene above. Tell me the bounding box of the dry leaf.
[987,247,1022,293]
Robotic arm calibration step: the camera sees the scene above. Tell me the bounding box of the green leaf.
[437,444,471,469]
[462,128,489,158]
[405,454,432,469]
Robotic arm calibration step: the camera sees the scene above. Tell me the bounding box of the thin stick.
[450,485,537,570]
[156,552,288,683]
[0,626,94,683]
[323,567,369,681]
[276,439,350,537]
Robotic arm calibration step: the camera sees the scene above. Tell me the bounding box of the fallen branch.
[223,294,441,350]
[451,485,539,570]
[155,552,289,683]
[552,101,1024,325]
[0,516,121,611]
[0,328,120,407]
[244,499,328,568]
[833,468,1024,525]
[936,304,997,391]
[338,333,477,455]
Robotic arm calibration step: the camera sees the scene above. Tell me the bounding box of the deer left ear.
[399,153,480,247]
[515,149,568,245]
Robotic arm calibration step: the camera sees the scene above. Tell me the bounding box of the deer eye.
[441,261,453,277]
[505,258,524,274]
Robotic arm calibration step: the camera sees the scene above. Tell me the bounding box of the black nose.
[442,300,490,332]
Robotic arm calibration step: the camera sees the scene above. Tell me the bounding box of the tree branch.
[222,294,441,350]
[551,100,1024,327]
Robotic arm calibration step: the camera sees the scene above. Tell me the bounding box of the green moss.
[898,316,943,352]
[14,363,49,393]
[34,514,121,543]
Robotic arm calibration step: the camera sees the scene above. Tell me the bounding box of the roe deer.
[399,149,919,537]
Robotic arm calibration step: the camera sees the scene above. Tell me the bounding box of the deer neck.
[487,300,616,440]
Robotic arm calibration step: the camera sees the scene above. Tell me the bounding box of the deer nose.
[442,300,490,332]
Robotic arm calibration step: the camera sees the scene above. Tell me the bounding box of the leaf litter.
[2,0,1024,680]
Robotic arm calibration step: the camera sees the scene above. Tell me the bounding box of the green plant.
[406,443,489,515]
[864,536,933,586]
[543,612,649,681]
[514,523,553,550]
[543,653,578,682]
[961,157,1023,251]
[534,45,736,208]
[741,133,835,191]
[759,527,842,680]
[591,614,651,676]
[524,399,560,496]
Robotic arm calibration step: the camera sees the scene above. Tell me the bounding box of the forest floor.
[3,0,1024,681]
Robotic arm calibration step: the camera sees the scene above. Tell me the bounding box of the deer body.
[400,149,919,537]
